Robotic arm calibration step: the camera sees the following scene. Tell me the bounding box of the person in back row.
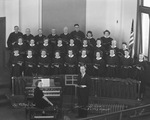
[23,28,34,45]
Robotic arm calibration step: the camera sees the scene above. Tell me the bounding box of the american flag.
[129,19,134,58]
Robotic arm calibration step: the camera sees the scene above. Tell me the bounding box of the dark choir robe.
[118,49,125,57]
[101,36,113,51]
[67,44,79,56]
[52,57,64,75]
[94,45,106,58]
[64,55,77,74]
[13,43,27,56]
[60,33,71,45]
[37,55,51,76]
[34,35,46,45]
[77,73,91,118]
[7,32,23,50]
[70,31,85,47]
[106,55,119,78]
[80,45,93,59]
[39,43,53,57]
[24,56,36,76]
[11,54,24,77]
[27,44,38,56]
[47,34,59,45]
[86,37,96,47]
[78,56,91,75]
[54,45,66,58]
[23,34,34,44]
[120,56,133,79]
[92,58,106,77]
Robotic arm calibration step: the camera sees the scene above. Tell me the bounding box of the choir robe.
[12,43,27,56]
[34,35,46,45]
[52,57,64,75]
[37,56,51,76]
[7,32,23,50]
[27,44,38,56]
[78,56,91,75]
[120,56,133,79]
[106,55,119,78]
[60,33,71,46]
[77,73,91,118]
[79,45,94,59]
[47,34,59,45]
[92,58,106,77]
[64,55,77,74]
[86,37,96,47]
[67,44,79,56]
[23,34,34,44]
[54,45,66,58]
[101,36,113,51]
[24,56,37,76]
[39,44,53,57]
[118,49,125,58]
[70,30,85,47]
[10,54,24,77]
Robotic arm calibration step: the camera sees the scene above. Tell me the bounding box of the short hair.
[14,26,19,28]
[35,80,42,87]
[87,31,93,37]
[40,49,47,53]
[74,24,79,27]
[103,30,110,35]
[124,49,129,52]
[122,42,127,45]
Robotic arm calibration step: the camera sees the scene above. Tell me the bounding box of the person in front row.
[34,80,53,109]
[76,65,91,118]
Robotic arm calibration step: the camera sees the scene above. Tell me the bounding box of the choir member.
[80,38,93,59]
[60,27,71,46]
[70,24,85,47]
[64,49,77,74]
[106,49,119,78]
[24,50,37,76]
[132,54,148,98]
[23,28,34,45]
[101,30,113,52]
[10,49,24,77]
[34,80,53,109]
[120,49,133,79]
[76,65,91,118]
[7,26,23,50]
[86,31,96,47]
[109,40,120,56]
[78,48,91,75]
[37,49,52,76]
[47,28,59,46]
[118,42,128,57]
[94,38,106,59]
[54,38,66,58]
[34,28,46,45]
[51,51,64,75]
[67,38,79,56]
[12,37,27,57]
[92,50,106,77]
[39,37,53,57]
[27,38,38,56]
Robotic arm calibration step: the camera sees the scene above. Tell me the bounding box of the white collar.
[111,45,117,48]
[125,55,130,59]
[55,56,60,59]
[69,54,74,58]
[30,44,35,46]
[18,43,23,45]
[96,44,101,47]
[81,55,87,58]
[57,44,62,47]
[139,59,143,62]
[64,33,68,35]
[104,36,110,38]
[96,57,102,60]
[83,44,88,47]
[43,43,48,46]
[52,34,56,36]
[69,44,74,46]
[14,53,19,56]
[87,37,92,39]
[27,56,32,58]
[110,54,115,57]
[39,34,42,37]
[41,55,47,58]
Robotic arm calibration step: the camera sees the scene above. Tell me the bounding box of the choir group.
[7,24,146,82]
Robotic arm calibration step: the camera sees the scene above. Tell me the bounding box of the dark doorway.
[0,17,6,70]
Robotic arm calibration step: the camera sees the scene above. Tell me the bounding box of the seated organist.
[86,31,96,47]
[60,26,71,46]
[64,49,78,74]
[7,26,23,51]
[37,49,52,76]
[70,24,85,48]
[34,28,46,45]
[52,50,64,75]
[23,28,34,45]
[47,28,59,46]
[101,30,113,52]
[92,50,106,77]
[24,49,37,76]
[34,80,53,109]
[10,49,24,77]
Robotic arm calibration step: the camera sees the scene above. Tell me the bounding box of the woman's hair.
[35,80,42,87]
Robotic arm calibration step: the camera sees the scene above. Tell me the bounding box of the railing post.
[12,77,14,96]
[119,112,122,120]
